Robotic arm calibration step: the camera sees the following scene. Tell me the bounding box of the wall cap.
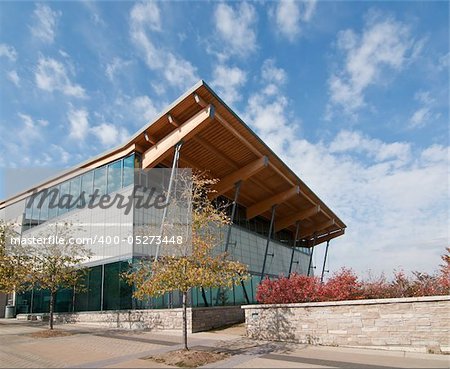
[241,295,450,309]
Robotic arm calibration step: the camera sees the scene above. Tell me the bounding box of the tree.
[439,247,450,292]
[124,174,248,350]
[0,220,32,296]
[30,222,92,329]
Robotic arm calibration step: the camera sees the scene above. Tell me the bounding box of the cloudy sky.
[0,1,448,277]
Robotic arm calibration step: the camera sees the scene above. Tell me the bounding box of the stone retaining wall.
[242,295,450,353]
[17,306,244,333]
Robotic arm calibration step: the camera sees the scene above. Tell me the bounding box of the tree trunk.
[182,291,188,351]
[72,285,76,313]
[49,291,55,330]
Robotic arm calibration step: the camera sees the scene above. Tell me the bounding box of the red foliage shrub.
[320,268,362,301]
[360,273,392,299]
[439,247,450,292]
[256,274,322,304]
[256,248,450,304]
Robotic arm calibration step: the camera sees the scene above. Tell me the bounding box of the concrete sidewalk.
[0,319,448,368]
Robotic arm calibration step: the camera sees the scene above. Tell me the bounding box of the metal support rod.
[201,287,209,307]
[155,141,183,261]
[288,221,300,276]
[225,181,241,253]
[307,234,317,277]
[241,280,250,304]
[218,181,242,303]
[30,286,34,314]
[321,239,330,283]
[260,205,276,282]
[100,264,105,311]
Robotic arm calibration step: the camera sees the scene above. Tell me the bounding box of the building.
[0,81,346,315]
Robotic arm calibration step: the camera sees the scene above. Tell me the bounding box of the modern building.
[0,81,346,315]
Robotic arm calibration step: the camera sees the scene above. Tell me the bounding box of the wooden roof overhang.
[134,82,346,246]
[1,81,345,246]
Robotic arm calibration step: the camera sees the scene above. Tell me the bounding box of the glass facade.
[22,154,135,232]
[10,151,313,314]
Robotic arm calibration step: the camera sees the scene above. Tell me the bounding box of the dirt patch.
[29,329,74,338]
[145,349,228,368]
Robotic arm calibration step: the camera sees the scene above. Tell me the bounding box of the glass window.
[93,167,107,200]
[107,161,122,194]
[119,261,133,309]
[122,155,135,188]
[47,186,59,220]
[23,197,33,231]
[81,171,94,201]
[39,191,49,223]
[30,192,41,227]
[58,181,71,216]
[69,177,81,210]
[87,266,102,311]
[104,262,120,310]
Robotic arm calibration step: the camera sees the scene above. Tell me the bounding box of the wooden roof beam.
[305,229,345,247]
[142,105,215,169]
[246,186,300,220]
[274,205,320,232]
[210,156,269,199]
[300,219,336,239]
[167,114,180,127]
[192,135,232,166]
[194,93,262,157]
[144,131,157,145]
[192,136,301,213]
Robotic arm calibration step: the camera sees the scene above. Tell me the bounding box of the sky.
[0,1,448,278]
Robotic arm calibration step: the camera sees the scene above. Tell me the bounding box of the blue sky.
[0,1,448,277]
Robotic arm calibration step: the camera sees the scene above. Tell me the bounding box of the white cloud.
[211,65,247,105]
[30,3,60,44]
[112,94,162,127]
[243,60,295,154]
[261,59,287,85]
[163,54,198,89]
[68,108,90,141]
[35,56,86,98]
[408,91,436,129]
[214,2,257,58]
[327,12,421,118]
[17,113,48,143]
[272,0,316,41]
[131,95,159,123]
[421,144,449,163]
[17,113,36,129]
[50,144,70,164]
[91,123,128,147]
[7,70,20,86]
[105,57,132,81]
[0,43,17,61]
[329,130,411,165]
[438,52,449,71]
[129,2,198,90]
[130,1,161,31]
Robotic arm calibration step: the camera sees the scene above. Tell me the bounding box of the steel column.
[288,221,300,276]
[155,141,183,261]
[260,205,276,282]
[100,264,105,311]
[224,181,241,253]
[320,239,330,283]
[220,181,250,304]
[307,234,317,277]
